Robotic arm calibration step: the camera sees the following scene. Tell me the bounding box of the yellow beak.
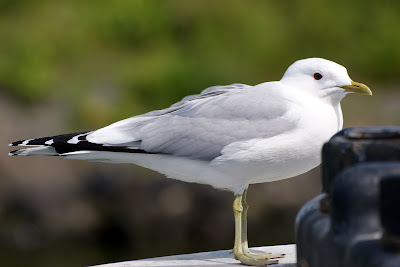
[341,81,372,96]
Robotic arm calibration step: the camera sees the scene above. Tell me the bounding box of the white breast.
[209,93,343,187]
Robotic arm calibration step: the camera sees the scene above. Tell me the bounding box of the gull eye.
[314,73,323,80]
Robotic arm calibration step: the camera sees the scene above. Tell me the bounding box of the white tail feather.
[10,146,58,156]
[61,151,130,163]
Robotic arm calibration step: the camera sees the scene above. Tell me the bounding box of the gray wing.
[142,83,251,116]
[87,83,299,161]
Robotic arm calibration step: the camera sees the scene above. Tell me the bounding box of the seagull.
[9,58,372,266]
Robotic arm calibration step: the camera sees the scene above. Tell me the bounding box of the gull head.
[280,58,372,102]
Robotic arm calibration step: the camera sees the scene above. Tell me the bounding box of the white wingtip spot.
[67,133,86,144]
[8,152,15,156]
[45,139,54,145]
[21,139,32,146]
[8,143,13,146]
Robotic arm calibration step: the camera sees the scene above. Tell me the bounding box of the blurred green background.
[1,1,400,266]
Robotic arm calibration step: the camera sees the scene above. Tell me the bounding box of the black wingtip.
[9,141,23,146]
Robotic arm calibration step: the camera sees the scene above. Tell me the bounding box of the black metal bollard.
[321,126,400,196]
[296,127,400,267]
[344,175,400,267]
[380,175,400,253]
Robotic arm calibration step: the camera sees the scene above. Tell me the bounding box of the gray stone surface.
[91,244,296,267]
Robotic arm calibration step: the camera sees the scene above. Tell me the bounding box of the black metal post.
[296,127,400,267]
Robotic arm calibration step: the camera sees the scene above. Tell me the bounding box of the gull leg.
[241,189,285,260]
[232,190,280,266]
[233,194,244,259]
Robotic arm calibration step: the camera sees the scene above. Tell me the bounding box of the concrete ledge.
[91,244,296,267]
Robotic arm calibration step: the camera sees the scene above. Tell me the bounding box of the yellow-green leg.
[241,189,285,260]
[232,188,285,266]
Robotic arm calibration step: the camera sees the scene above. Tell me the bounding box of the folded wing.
[86,82,299,161]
